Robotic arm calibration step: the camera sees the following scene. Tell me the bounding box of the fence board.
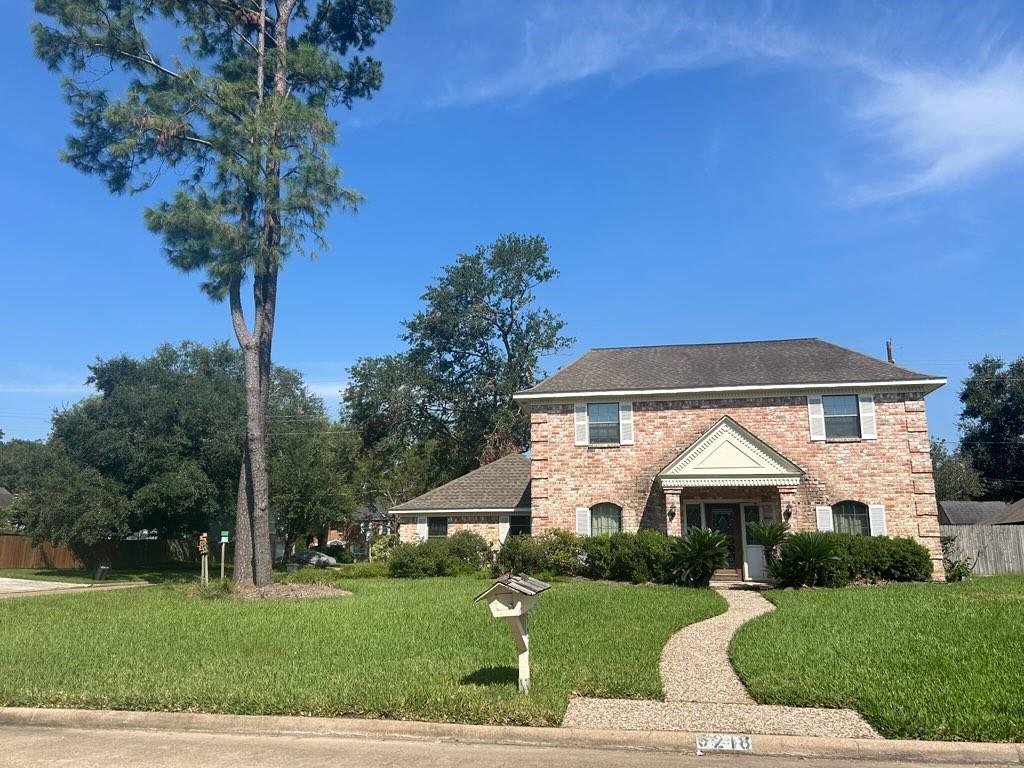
[0,534,81,569]
[941,525,1024,575]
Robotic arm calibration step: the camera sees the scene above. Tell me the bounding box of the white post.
[505,615,530,692]
[220,541,226,580]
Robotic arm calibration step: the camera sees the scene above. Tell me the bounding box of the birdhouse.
[474,574,550,692]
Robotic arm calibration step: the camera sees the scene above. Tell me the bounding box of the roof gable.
[390,454,531,514]
[658,416,804,488]
[517,338,944,400]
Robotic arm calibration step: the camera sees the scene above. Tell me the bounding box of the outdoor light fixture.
[783,504,793,521]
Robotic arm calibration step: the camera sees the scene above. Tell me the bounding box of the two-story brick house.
[391,338,946,580]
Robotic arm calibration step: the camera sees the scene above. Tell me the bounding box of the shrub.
[669,528,730,588]
[830,533,932,583]
[368,533,399,562]
[769,531,843,588]
[581,535,614,579]
[608,529,673,584]
[496,534,547,575]
[941,534,973,582]
[537,529,585,576]
[323,544,355,564]
[445,530,494,571]
[746,521,790,565]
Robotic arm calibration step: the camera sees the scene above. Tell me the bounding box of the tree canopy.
[930,439,985,502]
[344,234,572,497]
[959,355,1024,501]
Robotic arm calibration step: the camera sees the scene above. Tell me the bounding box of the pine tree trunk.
[243,342,274,586]
[232,446,254,585]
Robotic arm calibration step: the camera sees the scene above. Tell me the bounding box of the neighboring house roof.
[937,500,1008,526]
[390,454,531,514]
[516,338,944,400]
[0,487,12,509]
[980,499,1024,526]
[658,415,804,488]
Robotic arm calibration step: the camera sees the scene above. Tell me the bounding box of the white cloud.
[847,60,1024,203]
[305,381,346,399]
[433,1,1024,204]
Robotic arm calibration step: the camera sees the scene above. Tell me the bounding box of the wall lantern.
[783,503,793,521]
[474,573,551,692]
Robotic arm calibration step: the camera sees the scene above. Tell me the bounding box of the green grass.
[0,576,724,725]
[0,566,198,584]
[730,575,1024,742]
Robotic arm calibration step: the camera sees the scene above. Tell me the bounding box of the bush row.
[768,531,932,588]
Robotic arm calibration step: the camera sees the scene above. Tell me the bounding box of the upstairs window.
[587,402,620,444]
[822,394,861,439]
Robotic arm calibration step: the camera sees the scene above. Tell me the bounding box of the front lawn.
[730,575,1024,742]
[0,576,724,725]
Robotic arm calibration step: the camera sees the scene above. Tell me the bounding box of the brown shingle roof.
[981,499,1024,526]
[518,338,941,397]
[938,500,1008,526]
[391,454,531,513]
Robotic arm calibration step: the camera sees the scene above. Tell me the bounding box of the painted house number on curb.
[696,734,752,752]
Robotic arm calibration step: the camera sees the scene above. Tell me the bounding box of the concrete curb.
[1,707,1021,765]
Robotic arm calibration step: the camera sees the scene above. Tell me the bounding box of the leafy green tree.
[959,356,1024,501]
[930,439,985,501]
[345,234,572,492]
[34,0,394,586]
[2,442,132,569]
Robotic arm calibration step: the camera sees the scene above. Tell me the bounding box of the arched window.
[832,500,870,536]
[591,502,622,536]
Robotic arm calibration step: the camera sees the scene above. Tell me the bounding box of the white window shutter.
[575,507,591,536]
[858,394,877,439]
[868,505,887,536]
[619,402,634,445]
[416,517,428,540]
[498,515,510,544]
[573,403,589,446]
[815,505,833,532]
[807,396,826,441]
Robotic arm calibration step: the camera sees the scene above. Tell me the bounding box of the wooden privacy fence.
[0,534,81,569]
[941,525,1024,576]
[0,535,234,570]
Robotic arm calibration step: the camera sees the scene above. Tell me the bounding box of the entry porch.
[657,416,804,581]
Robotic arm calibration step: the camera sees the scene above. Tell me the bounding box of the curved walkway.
[563,585,879,739]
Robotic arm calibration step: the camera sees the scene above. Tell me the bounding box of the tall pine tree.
[34,0,393,585]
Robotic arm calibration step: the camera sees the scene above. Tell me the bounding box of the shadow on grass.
[460,666,518,688]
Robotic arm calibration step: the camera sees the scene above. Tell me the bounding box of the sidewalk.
[0,578,148,600]
[1,707,1020,766]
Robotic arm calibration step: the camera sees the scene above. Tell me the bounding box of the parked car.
[290,550,337,568]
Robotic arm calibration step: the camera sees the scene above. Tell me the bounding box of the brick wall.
[396,515,502,547]
[528,392,942,571]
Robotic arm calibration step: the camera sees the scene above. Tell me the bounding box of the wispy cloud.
[432,1,1024,204]
[847,60,1024,203]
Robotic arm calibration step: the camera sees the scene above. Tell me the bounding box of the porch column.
[664,488,683,536]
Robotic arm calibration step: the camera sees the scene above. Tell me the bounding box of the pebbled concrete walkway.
[563,585,880,739]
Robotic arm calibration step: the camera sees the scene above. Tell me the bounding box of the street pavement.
[0,724,1015,768]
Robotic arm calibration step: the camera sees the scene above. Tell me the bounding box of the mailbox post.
[474,574,550,692]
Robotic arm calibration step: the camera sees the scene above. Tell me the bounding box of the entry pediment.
[658,416,804,488]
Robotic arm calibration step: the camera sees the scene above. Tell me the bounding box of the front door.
[706,503,742,578]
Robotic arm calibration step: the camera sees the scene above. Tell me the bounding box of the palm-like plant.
[768,531,840,587]
[746,521,790,565]
[670,528,730,588]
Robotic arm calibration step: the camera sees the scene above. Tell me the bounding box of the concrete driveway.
[0,577,86,596]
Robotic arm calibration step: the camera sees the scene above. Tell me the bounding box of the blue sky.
[2,0,1023,443]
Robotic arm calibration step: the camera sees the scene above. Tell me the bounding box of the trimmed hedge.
[387,531,493,578]
[770,531,933,588]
